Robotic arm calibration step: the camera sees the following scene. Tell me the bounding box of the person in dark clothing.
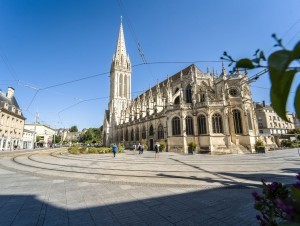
[112,144,117,157]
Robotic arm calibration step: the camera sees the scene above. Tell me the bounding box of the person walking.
[155,141,160,158]
[112,144,117,158]
[133,144,136,154]
[137,143,142,154]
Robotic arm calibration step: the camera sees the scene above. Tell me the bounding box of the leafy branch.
[221,34,300,121]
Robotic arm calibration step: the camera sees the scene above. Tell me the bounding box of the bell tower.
[104,18,131,145]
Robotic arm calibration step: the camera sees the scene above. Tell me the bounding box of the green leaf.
[270,70,296,121]
[293,41,300,58]
[236,58,255,69]
[295,85,300,119]
[268,50,297,121]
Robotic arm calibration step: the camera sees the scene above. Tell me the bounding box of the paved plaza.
[0,148,299,225]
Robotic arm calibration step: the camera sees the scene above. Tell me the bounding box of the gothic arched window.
[119,74,123,98]
[185,116,194,135]
[197,115,207,134]
[157,124,164,140]
[247,110,253,130]
[135,127,140,141]
[233,109,243,134]
[172,117,181,135]
[131,128,134,141]
[174,96,180,105]
[186,85,192,103]
[120,129,123,141]
[125,128,129,141]
[212,113,223,133]
[149,125,154,136]
[124,75,127,98]
[142,126,146,139]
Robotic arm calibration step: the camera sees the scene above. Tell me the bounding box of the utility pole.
[33,112,38,149]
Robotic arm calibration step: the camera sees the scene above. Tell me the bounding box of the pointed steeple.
[221,61,227,76]
[115,17,127,58]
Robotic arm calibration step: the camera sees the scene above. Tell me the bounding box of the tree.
[69,125,78,132]
[221,34,299,122]
[36,136,41,142]
[78,127,103,146]
[54,135,61,144]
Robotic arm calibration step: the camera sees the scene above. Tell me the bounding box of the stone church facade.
[103,21,259,154]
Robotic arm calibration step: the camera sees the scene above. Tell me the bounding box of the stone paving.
[0,148,299,225]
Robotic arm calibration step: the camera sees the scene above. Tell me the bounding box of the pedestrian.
[141,144,144,154]
[112,143,117,158]
[137,143,142,154]
[155,141,160,158]
[133,144,136,154]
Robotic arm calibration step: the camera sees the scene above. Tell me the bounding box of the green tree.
[221,34,299,121]
[54,135,61,144]
[69,125,78,132]
[36,136,41,142]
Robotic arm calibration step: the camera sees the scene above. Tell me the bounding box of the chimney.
[7,87,15,98]
[262,100,265,107]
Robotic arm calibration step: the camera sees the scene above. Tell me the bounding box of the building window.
[186,85,192,103]
[119,74,123,97]
[172,117,181,135]
[229,88,238,97]
[149,125,154,136]
[131,129,134,141]
[233,109,243,134]
[157,124,164,140]
[142,126,146,139]
[200,94,206,102]
[135,127,139,141]
[174,96,180,105]
[212,113,223,133]
[259,130,263,133]
[259,123,263,128]
[197,115,207,134]
[186,116,194,135]
[125,129,128,141]
[120,129,123,141]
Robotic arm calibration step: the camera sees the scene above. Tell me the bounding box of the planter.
[188,147,195,154]
[256,147,265,153]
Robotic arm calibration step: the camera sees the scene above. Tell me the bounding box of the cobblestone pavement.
[0,148,299,225]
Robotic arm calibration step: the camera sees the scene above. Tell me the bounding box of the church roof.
[135,64,203,100]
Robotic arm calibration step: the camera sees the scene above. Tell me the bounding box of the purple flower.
[276,198,294,216]
[271,182,279,189]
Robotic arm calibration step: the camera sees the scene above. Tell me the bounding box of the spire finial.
[221,61,226,76]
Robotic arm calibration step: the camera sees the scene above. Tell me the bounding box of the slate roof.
[0,89,25,118]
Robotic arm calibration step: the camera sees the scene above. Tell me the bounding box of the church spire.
[115,17,127,58]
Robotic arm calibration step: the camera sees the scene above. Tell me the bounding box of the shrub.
[159,140,166,151]
[255,139,265,149]
[118,144,125,153]
[141,139,148,150]
[68,146,112,154]
[188,142,197,151]
[253,174,300,225]
[68,146,80,155]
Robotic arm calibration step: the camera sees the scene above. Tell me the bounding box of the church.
[103,21,259,154]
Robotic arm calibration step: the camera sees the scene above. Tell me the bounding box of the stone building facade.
[0,87,25,150]
[103,22,259,154]
[255,101,295,135]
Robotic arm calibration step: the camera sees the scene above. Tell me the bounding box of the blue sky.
[0,0,299,130]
